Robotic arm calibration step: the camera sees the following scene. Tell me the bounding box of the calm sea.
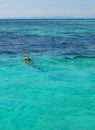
[0,19,95,130]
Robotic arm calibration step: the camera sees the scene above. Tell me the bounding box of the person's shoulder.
[28,57,31,61]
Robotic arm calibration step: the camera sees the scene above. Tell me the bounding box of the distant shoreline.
[0,18,95,20]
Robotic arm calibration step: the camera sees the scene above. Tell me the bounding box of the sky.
[0,0,95,18]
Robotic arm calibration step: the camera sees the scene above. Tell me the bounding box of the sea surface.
[0,19,95,130]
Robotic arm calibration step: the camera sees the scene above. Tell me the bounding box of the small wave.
[57,54,95,59]
[0,51,15,55]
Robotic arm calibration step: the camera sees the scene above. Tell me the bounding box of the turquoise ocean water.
[0,19,95,130]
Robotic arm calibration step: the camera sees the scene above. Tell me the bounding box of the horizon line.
[0,17,95,19]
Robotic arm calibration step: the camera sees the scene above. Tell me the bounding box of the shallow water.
[0,19,95,130]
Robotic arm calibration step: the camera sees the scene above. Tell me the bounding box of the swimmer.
[24,55,31,64]
[24,55,45,71]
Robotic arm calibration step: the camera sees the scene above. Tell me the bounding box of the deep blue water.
[0,19,95,130]
[0,19,95,57]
